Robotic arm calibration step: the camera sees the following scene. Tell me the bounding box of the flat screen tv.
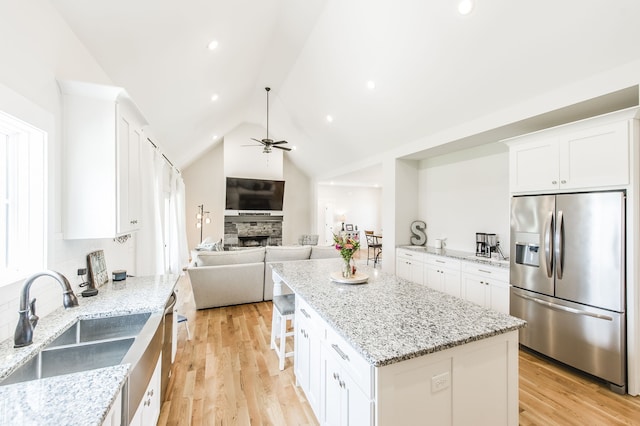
[225,177,285,211]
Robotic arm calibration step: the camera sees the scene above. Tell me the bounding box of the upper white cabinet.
[60,80,147,239]
[507,114,633,194]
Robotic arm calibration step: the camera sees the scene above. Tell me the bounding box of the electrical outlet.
[431,371,450,393]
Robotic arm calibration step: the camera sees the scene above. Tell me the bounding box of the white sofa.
[187,245,339,309]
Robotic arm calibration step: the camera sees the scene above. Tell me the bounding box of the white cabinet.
[59,80,147,239]
[130,354,162,426]
[508,119,630,194]
[462,263,510,314]
[320,329,373,426]
[424,255,461,298]
[101,386,123,426]
[116,107,143,234]
[295,298,323,417]
[395,249,425,285]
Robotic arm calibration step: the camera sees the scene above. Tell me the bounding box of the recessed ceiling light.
[207,40,219,50]
[458,0,475,15]
[367,80,376,90]
[212,134,218,140]
[211,93,219,102]
[326,115,334,123]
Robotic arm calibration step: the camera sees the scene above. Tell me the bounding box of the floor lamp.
[196,204,211,243]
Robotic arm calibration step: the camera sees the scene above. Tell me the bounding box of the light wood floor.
[159,275,640,426]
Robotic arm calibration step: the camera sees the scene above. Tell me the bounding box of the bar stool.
[177,314,191,340]
[270,293,295,370]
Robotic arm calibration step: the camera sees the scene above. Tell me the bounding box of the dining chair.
[364,230,382,267]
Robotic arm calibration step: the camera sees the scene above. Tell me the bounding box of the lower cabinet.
[295,298,322,417]
[462,263,511,314]
[320,339,373,426]
[396,249,424,284]
[130,354,162,426]
[424,255,461,298]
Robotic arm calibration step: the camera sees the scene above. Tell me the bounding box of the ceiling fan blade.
[273,145,292,151]
[271,140,288,145]
[251,137,267,145]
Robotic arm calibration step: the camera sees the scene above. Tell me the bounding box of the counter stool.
[271,293,295,370]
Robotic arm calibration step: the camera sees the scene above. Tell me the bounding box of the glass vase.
[342,257,353,278]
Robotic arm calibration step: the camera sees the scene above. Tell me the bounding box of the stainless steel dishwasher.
[161,291,176,401]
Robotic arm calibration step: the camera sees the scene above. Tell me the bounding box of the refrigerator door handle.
[512,291,613,321]
[544,211,554,278]
[555,210,564,280]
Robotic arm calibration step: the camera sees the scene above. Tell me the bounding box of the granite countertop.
[271,259,525,367]
[398,245,510,269]
[0,274,178,426]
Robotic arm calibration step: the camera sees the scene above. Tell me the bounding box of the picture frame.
[87,250,109,287]
[345,223,354,231]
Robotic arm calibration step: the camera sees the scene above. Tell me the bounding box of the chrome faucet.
[14,270,79,348]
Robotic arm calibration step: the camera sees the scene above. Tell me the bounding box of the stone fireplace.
[224,214,283,248]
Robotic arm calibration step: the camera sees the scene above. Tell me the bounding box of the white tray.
[330,271,369,284]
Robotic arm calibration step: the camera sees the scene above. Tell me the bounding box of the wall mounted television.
[225,177,285,211]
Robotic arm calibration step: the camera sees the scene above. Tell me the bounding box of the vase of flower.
[333,233,360,279]
[342,256,353,278]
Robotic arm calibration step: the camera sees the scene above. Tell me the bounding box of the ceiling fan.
[250,87,291,153]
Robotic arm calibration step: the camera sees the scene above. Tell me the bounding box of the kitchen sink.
[1,338,134,386]
[0,311,158,387]
[47,312,152,348]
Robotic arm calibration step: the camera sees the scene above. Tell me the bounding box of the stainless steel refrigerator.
[510,191,626,393]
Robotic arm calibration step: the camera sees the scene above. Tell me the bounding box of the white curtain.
[136,141,166,275]
[168,168,189,274]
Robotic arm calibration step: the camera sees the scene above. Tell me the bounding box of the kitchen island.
[271,259,525,426]
[0,274,177,425]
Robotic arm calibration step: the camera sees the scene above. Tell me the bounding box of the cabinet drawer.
[425,254,460,270]
[297,297,319,322]
[396,248,425,262]
[296,297,325,337]
[462,262,509,282]
[324,326,374,399]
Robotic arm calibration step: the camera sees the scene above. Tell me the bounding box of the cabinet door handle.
[339,380,346,389]
[552,180,557,185]
[331,343,350,361]
[478,269,491,274]
[333,372,340,381]
[561,180,567,184]
[300,308,311,319]
[436,260,446,264]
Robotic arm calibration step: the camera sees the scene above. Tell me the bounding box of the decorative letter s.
[410,221,427,246]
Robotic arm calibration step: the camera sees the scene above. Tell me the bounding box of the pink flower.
[344,244,353,250]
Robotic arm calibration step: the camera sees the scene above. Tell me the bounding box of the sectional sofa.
[186,245,340,309]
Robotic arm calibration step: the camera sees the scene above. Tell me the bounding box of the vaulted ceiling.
[49,0,640,184]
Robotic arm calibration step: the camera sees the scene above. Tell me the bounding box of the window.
[0,110,46,285]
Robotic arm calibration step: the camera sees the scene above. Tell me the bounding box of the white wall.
[418,142,510,255]
[316,184,382,245]
[183,142,225,248]
[0,1,137,341]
